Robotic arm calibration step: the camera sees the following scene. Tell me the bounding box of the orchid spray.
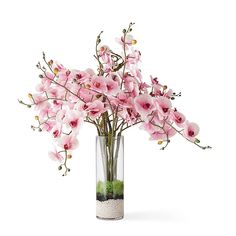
[19,23,211,178]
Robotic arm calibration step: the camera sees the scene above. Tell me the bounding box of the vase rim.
[96,135,124,138]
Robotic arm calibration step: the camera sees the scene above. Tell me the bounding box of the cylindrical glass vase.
[96,136,124,220]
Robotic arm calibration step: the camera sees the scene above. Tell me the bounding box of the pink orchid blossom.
[47,87,65,99]
[116,34,136,49]
[99,46,112,66]
[140,121,157,134]
[124,74,139,96]
[32,94,48,110]
[90,76,107,93]
[36,82,50,93]
[58,134,79,150]
[171,110,186,127]
[51,123,62,138]
[48,149,64,162]
[51,61,66,73]
[52,99,64,109]
[72,70,90,84]
[164,89,173,99]
[77,88,94,103]
[41,120,55,132]
[110,92,133,109]
[106,78,120,96]
[139,82,150,93]
[156,96,172,117]
[149,124,176,141]
[39,102,55,119]
[183,122,200,141]
[86,100,106,119]
[56,109,67,123]
[57,70,74,86]
[127,49,141,65]
[134,94,155,119]
[65,110,82,131]
[140,116,162,134]
[98,45,110,56]
[131,68,142,82]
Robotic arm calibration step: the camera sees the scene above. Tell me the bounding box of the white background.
[0,0,236,235]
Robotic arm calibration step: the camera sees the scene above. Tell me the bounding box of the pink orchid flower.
[48,149,64,162]
[32,94,48,110]
[86,100,106,119]
[156,96,172,117]
[116,34,136,49]
[127,49,141,65]
[38,102,56,119]
[110,92,132,109]
[119,107,138,125]
[90,76,107,93]
[58,134,79,150]
[183,122,200,142]
[140,121,157,134]
[140,116,162,134]
[139,82,150,93]
[57,70,74,86]
[106,78,120,96]
[35,82,50,93]
[171,110,186,127]
[163,89,174,99]
[41,120,55,132]
[124,75,139,96]
[52,99,64,110]
[99,46,112,65]
[130,68,142,82]
[47,87,65,99]
[77,88,94,103]
[65,110,82,131]
[51,123,62,138]
[98,45,110,56]
[51,61,66,73]
[134,94,155,119]
[150,124,176,141]
[72,70,90,84]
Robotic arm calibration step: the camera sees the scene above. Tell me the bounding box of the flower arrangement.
[19,22,211,177]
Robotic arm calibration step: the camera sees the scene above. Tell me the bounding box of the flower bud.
[163,85,168,90]
[53,68,59,75]
[48,60,53,65]
[67,154,72,159]
[58,165,62,170]
[195,138,200,143]
[132,40,137,45]
[157,140,163,145]
[28,93,33,99]
[35,116,39,120]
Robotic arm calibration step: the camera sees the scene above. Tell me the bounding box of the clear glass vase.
[96,136,124,220]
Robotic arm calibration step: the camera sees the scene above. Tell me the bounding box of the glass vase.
[96,136,124,220]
